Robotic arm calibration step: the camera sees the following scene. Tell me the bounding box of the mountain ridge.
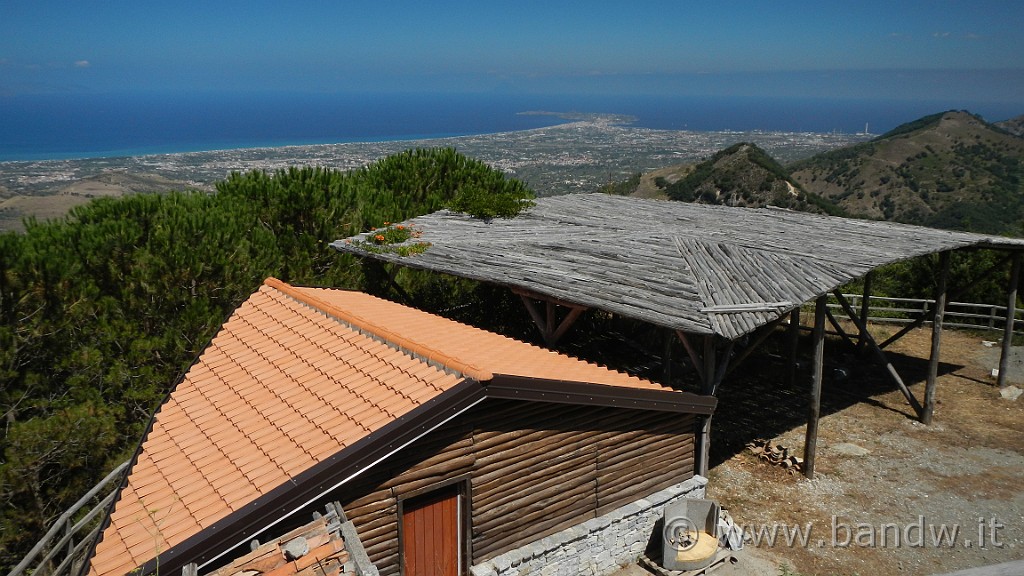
[789,110,1024,234]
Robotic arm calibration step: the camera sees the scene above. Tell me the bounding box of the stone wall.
[469,476,707,576]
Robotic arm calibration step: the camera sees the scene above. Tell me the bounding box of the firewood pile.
[746,439,803,474]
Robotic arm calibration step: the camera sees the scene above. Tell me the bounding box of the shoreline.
[0,119,872,231]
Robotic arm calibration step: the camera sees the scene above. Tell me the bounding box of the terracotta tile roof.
[88,278,702,576]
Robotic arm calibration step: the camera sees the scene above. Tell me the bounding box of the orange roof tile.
[89,278,711,576]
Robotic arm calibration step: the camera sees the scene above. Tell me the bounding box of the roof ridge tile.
[263,278,494,382]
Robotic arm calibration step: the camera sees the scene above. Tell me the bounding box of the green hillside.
[789,110,1024,234]
[657,142,840,214]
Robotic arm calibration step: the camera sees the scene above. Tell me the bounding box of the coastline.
[0,117,873,232]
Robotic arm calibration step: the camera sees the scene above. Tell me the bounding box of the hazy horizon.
[1,1,1022,160]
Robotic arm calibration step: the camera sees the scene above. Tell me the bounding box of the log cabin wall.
[330,398,696,575]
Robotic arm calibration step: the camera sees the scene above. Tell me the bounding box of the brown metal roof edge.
[132,377,488,576]
[486,374,717,415]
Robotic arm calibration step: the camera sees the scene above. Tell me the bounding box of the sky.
[1,0,1023,104]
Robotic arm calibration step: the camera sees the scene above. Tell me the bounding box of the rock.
[999,385,1022,401]
[832,442,870,456]
[282,536,309,561]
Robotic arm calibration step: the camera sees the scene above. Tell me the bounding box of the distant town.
[0,114,871,199]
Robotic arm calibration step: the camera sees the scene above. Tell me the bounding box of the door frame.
[397,475,471,576]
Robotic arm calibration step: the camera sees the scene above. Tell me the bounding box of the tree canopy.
[0,148,534,570]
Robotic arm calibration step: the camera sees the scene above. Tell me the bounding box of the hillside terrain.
[996,113,1024,138]
[654,142,835,213]
[789,111,1024,234]
[0,171,201,232]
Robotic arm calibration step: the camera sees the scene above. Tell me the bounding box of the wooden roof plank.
[333,194,1024,339]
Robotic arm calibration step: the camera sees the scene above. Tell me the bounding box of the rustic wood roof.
[332,194,1024,340]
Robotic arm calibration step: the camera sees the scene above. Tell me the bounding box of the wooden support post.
[516,293,586,347]
[824,307,856,348]
[662,328,674,384]
[923,251,950,425]
[804,296,826,479]
[998,253,1022,389]
[858,272,873,355]
[724,316,785,378]
[677,331,705,386]
[880,252,1015,350]
[696,336,716,478]
[834,291,924,418]
[788,308,800,388]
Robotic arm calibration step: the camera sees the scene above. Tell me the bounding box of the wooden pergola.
[333,194,1024,478]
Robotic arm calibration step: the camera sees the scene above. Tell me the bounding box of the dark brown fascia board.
[133,378,488,576]
[486,374,717,415]
[132,374,716,576]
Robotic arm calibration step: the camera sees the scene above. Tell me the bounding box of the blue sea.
[1,91,1020,162]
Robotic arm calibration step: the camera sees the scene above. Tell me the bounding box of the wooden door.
[401,485,461,576]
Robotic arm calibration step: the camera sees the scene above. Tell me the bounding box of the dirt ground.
[700,323,1024,575]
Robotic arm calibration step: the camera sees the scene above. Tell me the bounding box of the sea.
[1,91,1020,162]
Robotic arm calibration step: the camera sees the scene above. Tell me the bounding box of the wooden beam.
[550,306,585,346]
[725,316,786,378]
[858,272,873,354]
[662,328,674,384]
[517,293,587,347]
[880,252,1015,349]
[519,294,547,332]
[676,331,705,386]
[824,307,857,349]
[788,308,801,388]
[998,253,1021,389]
[923,251,950,425]
[833,291,924,418]
[804,296,827,479]
[696,336,716,477]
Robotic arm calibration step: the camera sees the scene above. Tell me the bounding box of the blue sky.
[1,0,1023,103]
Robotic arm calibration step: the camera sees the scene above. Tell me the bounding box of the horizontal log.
[344,488,395,512]
[383,433,473,471]
[596,457,694,504]
[471,406,642,453]
[471,402,587,435]
[350,512,397,536]
[474,442,597,496]
[474,430,587,469]
[356,521,397,543]
[598,443,692,483]
[363,536,399,556]
[474,473,595,531]
[473,432,601,486]
[597,472,693,516]
[597,434,688,470]
[474,449,597,511]
[343,493,395,518]
[473,499,595,560]
[473,448,597,511]
[380,455,476,490]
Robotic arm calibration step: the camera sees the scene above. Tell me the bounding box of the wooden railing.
[827,294,1024,334]
[7,461,129,576]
